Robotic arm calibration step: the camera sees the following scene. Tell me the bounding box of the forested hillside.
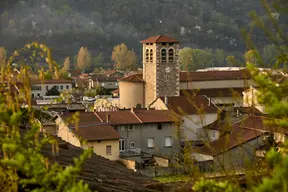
[0,0,285,67]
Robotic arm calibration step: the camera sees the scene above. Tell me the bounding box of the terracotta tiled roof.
[180,70,252,82]
[204,115,286,134]
[60,112,120,141]
[68,69,81,77]
[91,75,119,82]
[111,88,119,94]
[95,109,175,125]
[74,77,88,87]
[71,124,120,141]
[157,95,219,115]
[140,35,179,43]
[181,88,245,98]
[198,127,265,156]
[118,71,251,83]
[31,79,73,84]
[62,112,102,125]
[119,73,144,83]
[234,115,288,134]
[14,129,160,191]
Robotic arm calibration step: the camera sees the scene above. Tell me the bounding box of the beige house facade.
[31,79,73,98]
[55,112,121,161]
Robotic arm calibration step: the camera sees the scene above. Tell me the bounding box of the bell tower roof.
[140,35,179,44]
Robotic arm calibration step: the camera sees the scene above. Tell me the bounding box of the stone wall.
[156,43,180,97]
[143,42,180,107]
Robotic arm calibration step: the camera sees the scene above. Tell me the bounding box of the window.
[165,137,172,147]
[46,86,49,90]
[169,43,174,46]
[130,142,135,148]
[128,125,134,132]
[119,139,125,151]
[157,124,162,130]
[54,85,59,90]
[161,49,167,63]
[31,85,41,90]
[148,138,154,148]
[162,43,166,46]
[66,85,69,89]
[31,93,34,98]
[37,93,40,98]
[145,49,149,62]
[168,48,174,62]
[60,85,63,90]
[106,145,112,155]
[149,49,153,62]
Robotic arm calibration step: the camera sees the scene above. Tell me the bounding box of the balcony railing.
[120,148,141,157]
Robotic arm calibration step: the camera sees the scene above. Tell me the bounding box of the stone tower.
[140,35,180,107]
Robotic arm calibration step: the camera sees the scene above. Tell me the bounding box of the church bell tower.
[140,35,180,107]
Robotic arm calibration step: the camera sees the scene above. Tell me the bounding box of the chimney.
[106,114,111,122]
[164,96,168,105]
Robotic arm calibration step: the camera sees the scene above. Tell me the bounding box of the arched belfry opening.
[145,49,149,62]
[168,48,174,62]
[149,49,153,62]
[161,49,167,63]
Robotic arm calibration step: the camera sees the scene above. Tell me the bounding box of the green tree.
[179,47,193,71]
[0,47,6,67]
[111,43,138,71]
[214,49,225,67]
[77,47,91,71]
[0,42,92,191]
[85,86,107,97]
[193,0,288,191]
[86,53,104,73]
[179,48,214,71]
[46,86,60,96]
[226,55,242,67]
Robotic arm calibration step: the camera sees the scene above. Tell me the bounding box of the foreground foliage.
[193,0,288,191]
[0,43,93,191]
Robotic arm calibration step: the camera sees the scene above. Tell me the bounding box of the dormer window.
[161,49,167,63]
[145,49,149,62]
[149,49,153,62]
[168,48,174,62]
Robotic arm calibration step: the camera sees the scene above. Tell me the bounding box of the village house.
[31,79,73,98]
[193,115,287,171]
[88,70,124,90]
[88,75,119,90]
[149,95,220,142]
[94,108,181,162]
[55,112,121,161]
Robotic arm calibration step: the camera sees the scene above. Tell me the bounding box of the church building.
[119,35,180,108]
